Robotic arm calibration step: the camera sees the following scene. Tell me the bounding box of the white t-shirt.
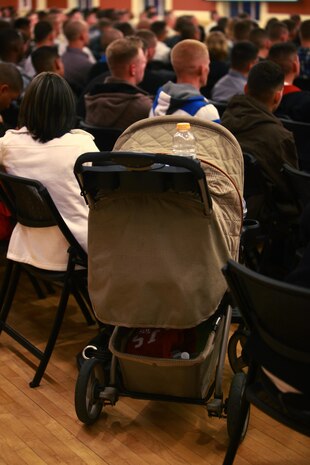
[0,128,99,270]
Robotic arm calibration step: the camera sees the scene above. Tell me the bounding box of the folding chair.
[282,163,310,212]
[79,121,122,151]
[222,259,310,465]
[280,118,310,172]
[0,171,95,387]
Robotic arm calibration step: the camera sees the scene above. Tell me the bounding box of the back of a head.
[114,21,135,37]
[0,28,23,61]
[231,41,258,71]
[171,39,209,76]
[18,72,76,143]
[31,46,59,74]
[268,21,289,42]
[249,27,269,49]
[135,29,157,50]
[300,19,310,41]
[247,60,284,104]
[100,28,123,52]
[34,20,53,43]
[206,31,228,61]
[268,42,297,74]
[233,19,255,42]
[0,62,23,92]
[63,20,87,42]
[174,15,194,33]
[150,20,167,39]
[106,36,143,71]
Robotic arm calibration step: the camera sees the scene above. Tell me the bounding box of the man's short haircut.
[300,20,310,41]
[150,20,166,37]
[106,36,143,70]
[268,21,288,41]
[31,46,59,74]
[0,62,23,92]
[233,19,255,41]
[247,60,284,103]
[0,28,23,59]
[249,28,269,49]
[231,41,258,71]
[63,20,87,42]
[14,17,30,30]
[18,72,76,143]
[135,29,157,49]
[171,39,209,76]
[34,20,53,43]
[114,21,136,37]
[268,42,297,74]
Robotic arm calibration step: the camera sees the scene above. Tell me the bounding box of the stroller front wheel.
[75,358,105,425]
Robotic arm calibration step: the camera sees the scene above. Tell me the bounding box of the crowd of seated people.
[0,5,310,285]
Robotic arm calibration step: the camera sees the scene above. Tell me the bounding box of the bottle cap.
[176,122,191,131]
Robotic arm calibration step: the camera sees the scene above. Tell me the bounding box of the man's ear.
[129,62,135,77]
[0,83,9,96]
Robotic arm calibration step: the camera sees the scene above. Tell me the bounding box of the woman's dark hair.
[18,72,76,143]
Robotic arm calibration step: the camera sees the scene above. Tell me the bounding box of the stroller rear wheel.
[75,358,105,424]
[226,372,250,441]
[228,326,249,373]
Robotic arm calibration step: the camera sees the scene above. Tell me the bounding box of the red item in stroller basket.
[126,328,196,358]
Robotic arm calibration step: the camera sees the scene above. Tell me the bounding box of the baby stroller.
[73,116,244,430]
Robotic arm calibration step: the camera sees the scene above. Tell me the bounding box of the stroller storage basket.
[109,316,224,399]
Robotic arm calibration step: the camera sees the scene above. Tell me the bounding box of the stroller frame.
[74,148,242,427]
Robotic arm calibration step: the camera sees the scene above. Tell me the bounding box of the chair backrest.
[79,121,122,151]
[222,259,310,392]
[242,152,276,222]
[0,171,87,263]
[280,118,310,172]
[282,163,310,212]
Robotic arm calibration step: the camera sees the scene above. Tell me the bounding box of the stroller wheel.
[75,358,105,425]
[228,327,249,373]
[226,372,250,441]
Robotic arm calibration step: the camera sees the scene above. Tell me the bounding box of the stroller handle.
[74,151,212,214]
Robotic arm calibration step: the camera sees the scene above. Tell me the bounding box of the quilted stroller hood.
[87,115,244,328]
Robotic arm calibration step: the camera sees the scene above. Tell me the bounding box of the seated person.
[200,31,230,99]
[0,63,23,240]
[150,39,220,122]
[211,41,258,102]
[84,36,152,130]
[31,45,64,76]
[0,72,99,270]
[61,20,94,95]
[268,42,310,122]
[0,62,23,137]
[135,29,176,97]
[222,60,299,224]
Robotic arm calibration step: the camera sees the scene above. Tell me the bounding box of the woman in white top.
[0,72,99,270]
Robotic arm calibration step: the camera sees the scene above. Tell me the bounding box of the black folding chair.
[282,163,310,212]
[222,259,310,465]
[280,118,310,172]
[79,121,122,151]
[0,171,95,387]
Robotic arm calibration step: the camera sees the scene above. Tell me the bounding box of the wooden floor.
[0,268,309,465]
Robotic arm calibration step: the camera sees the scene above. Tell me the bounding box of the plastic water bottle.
[172,122,197,159]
